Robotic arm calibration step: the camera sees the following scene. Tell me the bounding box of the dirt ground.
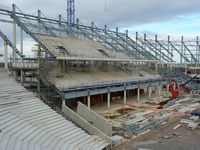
[113,113,200,150]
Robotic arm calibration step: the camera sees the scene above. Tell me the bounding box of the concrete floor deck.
[50,68,158,90]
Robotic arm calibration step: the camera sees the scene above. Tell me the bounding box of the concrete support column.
[137,88,140,102]
[20,70,23,83]
[107,92,110,109]
[37,78,40,94]
[62,100,65,110]
[87,95,91,109]
[148,87,152,98]
[4,42,8,69]
[124,89,127,105]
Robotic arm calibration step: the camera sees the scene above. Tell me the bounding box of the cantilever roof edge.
[56,56,160,63]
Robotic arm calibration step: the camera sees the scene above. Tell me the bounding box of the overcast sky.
[1,0,200,34]
[1,0,200,61]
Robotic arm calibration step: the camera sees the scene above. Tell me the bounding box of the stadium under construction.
[0,4,200,150]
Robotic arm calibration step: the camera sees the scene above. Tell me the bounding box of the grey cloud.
[1,0,200,28]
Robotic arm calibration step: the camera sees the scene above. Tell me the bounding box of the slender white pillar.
[20,70,23,83]
[87,95,91,109]
[20,28,23,54]
[4,42,8,69]
[13,19,17,60]
[167,85,169,93]
[148,87,152,98]
[107,92,110,109]
[12,4,17,80]
[124,90,127,105]
[62,100,65,110]
[137,88,140,102]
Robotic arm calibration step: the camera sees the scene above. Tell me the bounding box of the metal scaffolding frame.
[0,4,200,102]
[0,5,200,64]
[136,33,200,64]
[0,5,165,61]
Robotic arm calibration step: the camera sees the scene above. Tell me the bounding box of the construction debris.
[173,124,181,130]
[180,119,194,124]
[187,123,198,130]
[112,135,124,146]
[124,115,169,136]
[190,116,199,122]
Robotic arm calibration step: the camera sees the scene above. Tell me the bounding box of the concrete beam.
[63,80,168,100]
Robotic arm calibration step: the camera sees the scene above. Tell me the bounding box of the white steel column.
[137,88,140,101]
[20,70,23,83]
[107,92,110,109]
[124,89,127,105]
[87,95,91,109]
[148,87,152,98]
[13,4,17,60]
[20,28,23,54]
[4,42,8,69]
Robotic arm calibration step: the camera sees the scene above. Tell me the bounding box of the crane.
[67,0,75,26]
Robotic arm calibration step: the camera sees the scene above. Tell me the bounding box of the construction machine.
[159,73,199,108]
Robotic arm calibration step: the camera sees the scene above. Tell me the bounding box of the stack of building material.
[124,115,169,136]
